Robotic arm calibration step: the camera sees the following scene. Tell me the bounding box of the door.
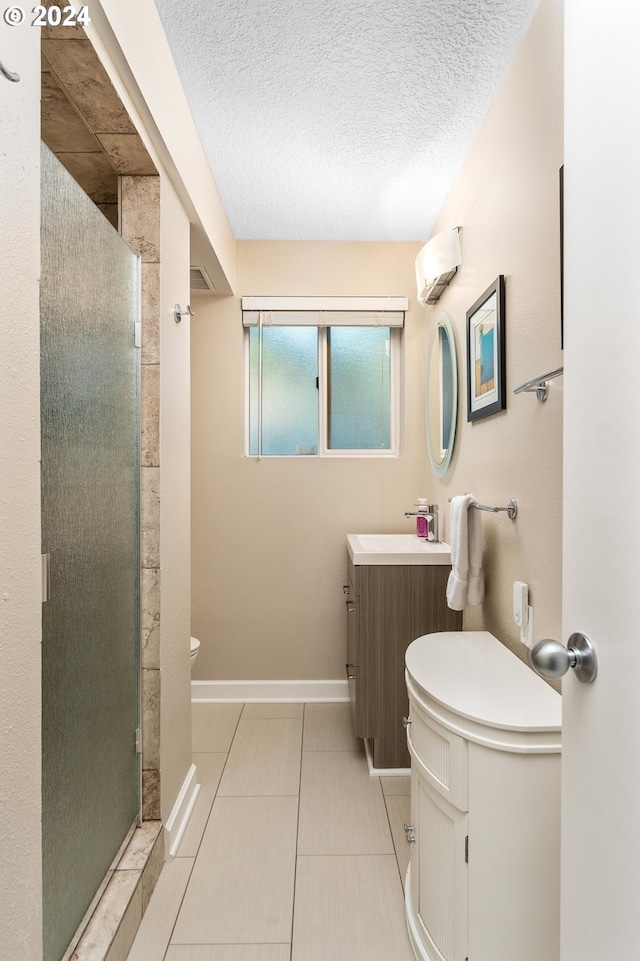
[40,144,141,961]
[561,5,640,958]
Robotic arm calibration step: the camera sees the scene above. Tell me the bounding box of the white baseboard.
[364,738,411,778]
[191,678,350,703]
[164,762,200,858]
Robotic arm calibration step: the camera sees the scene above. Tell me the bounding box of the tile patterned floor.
[126,702,414,961]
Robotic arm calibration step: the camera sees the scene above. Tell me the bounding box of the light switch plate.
[513,581,528,627]
[513,581,533,647]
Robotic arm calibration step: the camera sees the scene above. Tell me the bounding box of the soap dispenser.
[414,498,429,539]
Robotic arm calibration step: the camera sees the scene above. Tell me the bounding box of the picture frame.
[466,275,506,422]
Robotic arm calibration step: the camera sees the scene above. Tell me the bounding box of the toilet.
[190,636,200,669]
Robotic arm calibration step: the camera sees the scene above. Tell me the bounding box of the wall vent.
[190,265,215,291]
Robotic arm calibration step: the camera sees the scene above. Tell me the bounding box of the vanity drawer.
[407,696,468,811]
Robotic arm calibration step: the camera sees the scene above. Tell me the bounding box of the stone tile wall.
[63,822,164,961]
[121,175,162,821]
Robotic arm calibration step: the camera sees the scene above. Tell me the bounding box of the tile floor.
[126,702,415,960]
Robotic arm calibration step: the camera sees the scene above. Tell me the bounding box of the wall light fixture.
[415,227,462,305]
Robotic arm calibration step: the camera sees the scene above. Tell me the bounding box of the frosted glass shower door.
[40,144,141,961]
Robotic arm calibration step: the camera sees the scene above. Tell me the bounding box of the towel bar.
[448,497,518,520]
[513,366,563,401]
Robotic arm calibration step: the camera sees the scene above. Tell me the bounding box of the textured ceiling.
[154,0,540,241]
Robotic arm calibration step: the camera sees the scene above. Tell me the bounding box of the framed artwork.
[466,275,506,421]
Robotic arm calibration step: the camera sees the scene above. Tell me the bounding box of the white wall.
[190,0,564,683]
[159,176,193,817]
[0,22,43,960]
[562,4,640,957]
[426,0,564,663]
[191,241,426,680]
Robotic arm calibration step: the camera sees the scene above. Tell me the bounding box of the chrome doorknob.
[529,632,597,684]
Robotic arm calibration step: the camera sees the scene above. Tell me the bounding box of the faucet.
[404,503,439,542]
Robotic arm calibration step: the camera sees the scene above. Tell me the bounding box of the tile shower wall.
[121,175,162,820]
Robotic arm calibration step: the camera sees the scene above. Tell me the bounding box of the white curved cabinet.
[404,631,561,961]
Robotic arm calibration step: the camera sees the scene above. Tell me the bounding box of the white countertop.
[347,533,452,565]
[406,631,561,733]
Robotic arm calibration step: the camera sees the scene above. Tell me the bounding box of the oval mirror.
[426,311,458,477]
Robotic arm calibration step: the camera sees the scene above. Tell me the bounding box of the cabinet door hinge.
[135,727,142,755]
[465,835,469,863]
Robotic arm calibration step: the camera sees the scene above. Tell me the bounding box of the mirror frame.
[426,310,458,478]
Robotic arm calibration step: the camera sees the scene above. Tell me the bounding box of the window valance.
[241,296,407,327]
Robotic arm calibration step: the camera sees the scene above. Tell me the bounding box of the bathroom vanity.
[345,534,461,770]
[404,631,561,961]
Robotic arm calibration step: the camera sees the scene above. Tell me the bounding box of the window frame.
[244,324,402,458]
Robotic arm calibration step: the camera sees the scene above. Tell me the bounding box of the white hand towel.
[446,494,485,610]
[467,504,485,606]
[446,494,471,610]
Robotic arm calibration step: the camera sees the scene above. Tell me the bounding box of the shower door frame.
[40,143,143,961]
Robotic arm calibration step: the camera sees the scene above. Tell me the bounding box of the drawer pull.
[402,716,412,728]
[404,823,415,834]
[406,833,416,844]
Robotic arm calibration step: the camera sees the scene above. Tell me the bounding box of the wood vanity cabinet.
[345,558,461,770]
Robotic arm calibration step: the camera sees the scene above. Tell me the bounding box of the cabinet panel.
[345,559,461,768]
[345,561,377,738]
[364,563,459,769]
[408,701,468,811]
[345,571,358,732]
[467,744,560,960]
[414,772,468,961]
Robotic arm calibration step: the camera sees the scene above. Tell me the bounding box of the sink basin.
[347,533,452,565]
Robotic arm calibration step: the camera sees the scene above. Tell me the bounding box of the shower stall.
[40,143,141,961]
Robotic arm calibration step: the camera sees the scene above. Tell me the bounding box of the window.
[242,297,406,457]
[326,326,392,451]
[248,325,319,456]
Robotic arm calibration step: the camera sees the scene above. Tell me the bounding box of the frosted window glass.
[249,326,318,455]
[328,327,391,450]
